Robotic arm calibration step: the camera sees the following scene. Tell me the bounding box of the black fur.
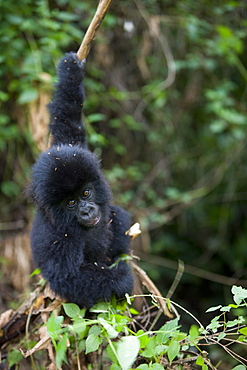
[27,52,133,308]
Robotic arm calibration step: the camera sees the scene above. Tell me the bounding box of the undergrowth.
[4,285,247,370]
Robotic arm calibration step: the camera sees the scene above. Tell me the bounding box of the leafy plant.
[16,285,246,369]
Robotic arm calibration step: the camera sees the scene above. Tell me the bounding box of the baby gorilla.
[27,53,133,308]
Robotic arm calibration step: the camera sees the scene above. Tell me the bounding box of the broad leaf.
[56,334,68,368]
[63,303,80,318]
[167,340,180,363]
[117,336,140,370]
[85,334,102,354]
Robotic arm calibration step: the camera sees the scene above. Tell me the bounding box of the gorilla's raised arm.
[48,53,87,147]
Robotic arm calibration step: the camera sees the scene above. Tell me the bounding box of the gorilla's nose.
[78,201,96,216]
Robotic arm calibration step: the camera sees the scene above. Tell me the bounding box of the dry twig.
[131,262,174,318]
[77,0,114,60]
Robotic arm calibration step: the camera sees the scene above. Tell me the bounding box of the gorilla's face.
[27,145,112,228]
[65,184,101,227]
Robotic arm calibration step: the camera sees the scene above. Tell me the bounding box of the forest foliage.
[0,0,247,368]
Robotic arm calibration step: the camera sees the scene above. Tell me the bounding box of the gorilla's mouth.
[85,212,101,227]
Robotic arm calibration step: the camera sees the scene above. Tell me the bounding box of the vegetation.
[0,0,247,369]
[2,285,247,369]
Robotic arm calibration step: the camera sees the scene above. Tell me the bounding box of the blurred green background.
[0,0,246,338]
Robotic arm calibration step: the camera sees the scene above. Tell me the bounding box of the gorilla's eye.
[67,200,77,208]
[82,189,91,198]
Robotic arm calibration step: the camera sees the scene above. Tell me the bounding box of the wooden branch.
[77,0,114,61]
[131,262,174,318]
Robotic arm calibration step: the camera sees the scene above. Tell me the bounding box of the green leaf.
[99,318,119,339]
[167,340,180,362]
[229,304,238,308]
[110,364,121,370]
[71,319,88,339]
[85,334,102,354]
[1,181,20,197]
[89,302,110,312]
[205,305,222,313]
[47,314,64,341]
[217,25,233,38]
[55,11,78,22]
[166,299,171,311]
[117,336,140,370]
[167,340,180,363]
[29,268,41,277]
[87,113,106,123]
[238,335,246,342]
[62,303,80,318]
[123,114,142,131]
[79,308,87,318]
[18,88,39,104]
[165,187,181,200]
[56,334,68,368]
[232,285,247,305]
[220,306,232,312]
[196,355,204,366]
[106,341,118,363]
[0,91,9,101]
[217,332,226,341]
[109,254,132,268]
[137,330,149,348]
[129,308,139,315]
[189,325,199,340]
[136,365,149,370]
[8,350,23,367]
[89,325,101,336]
[232,285,247,295]
[6,14,23,25]
[72,322,88,338]
[226,318,244,328]
[206,320,223,333]
[141,336,157,358]
[155,344,166,355]
[239,327,247,335]
[209,120,227,133]
[157,318,180,344]
[150,364,165,370]
[231,365,246,370]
